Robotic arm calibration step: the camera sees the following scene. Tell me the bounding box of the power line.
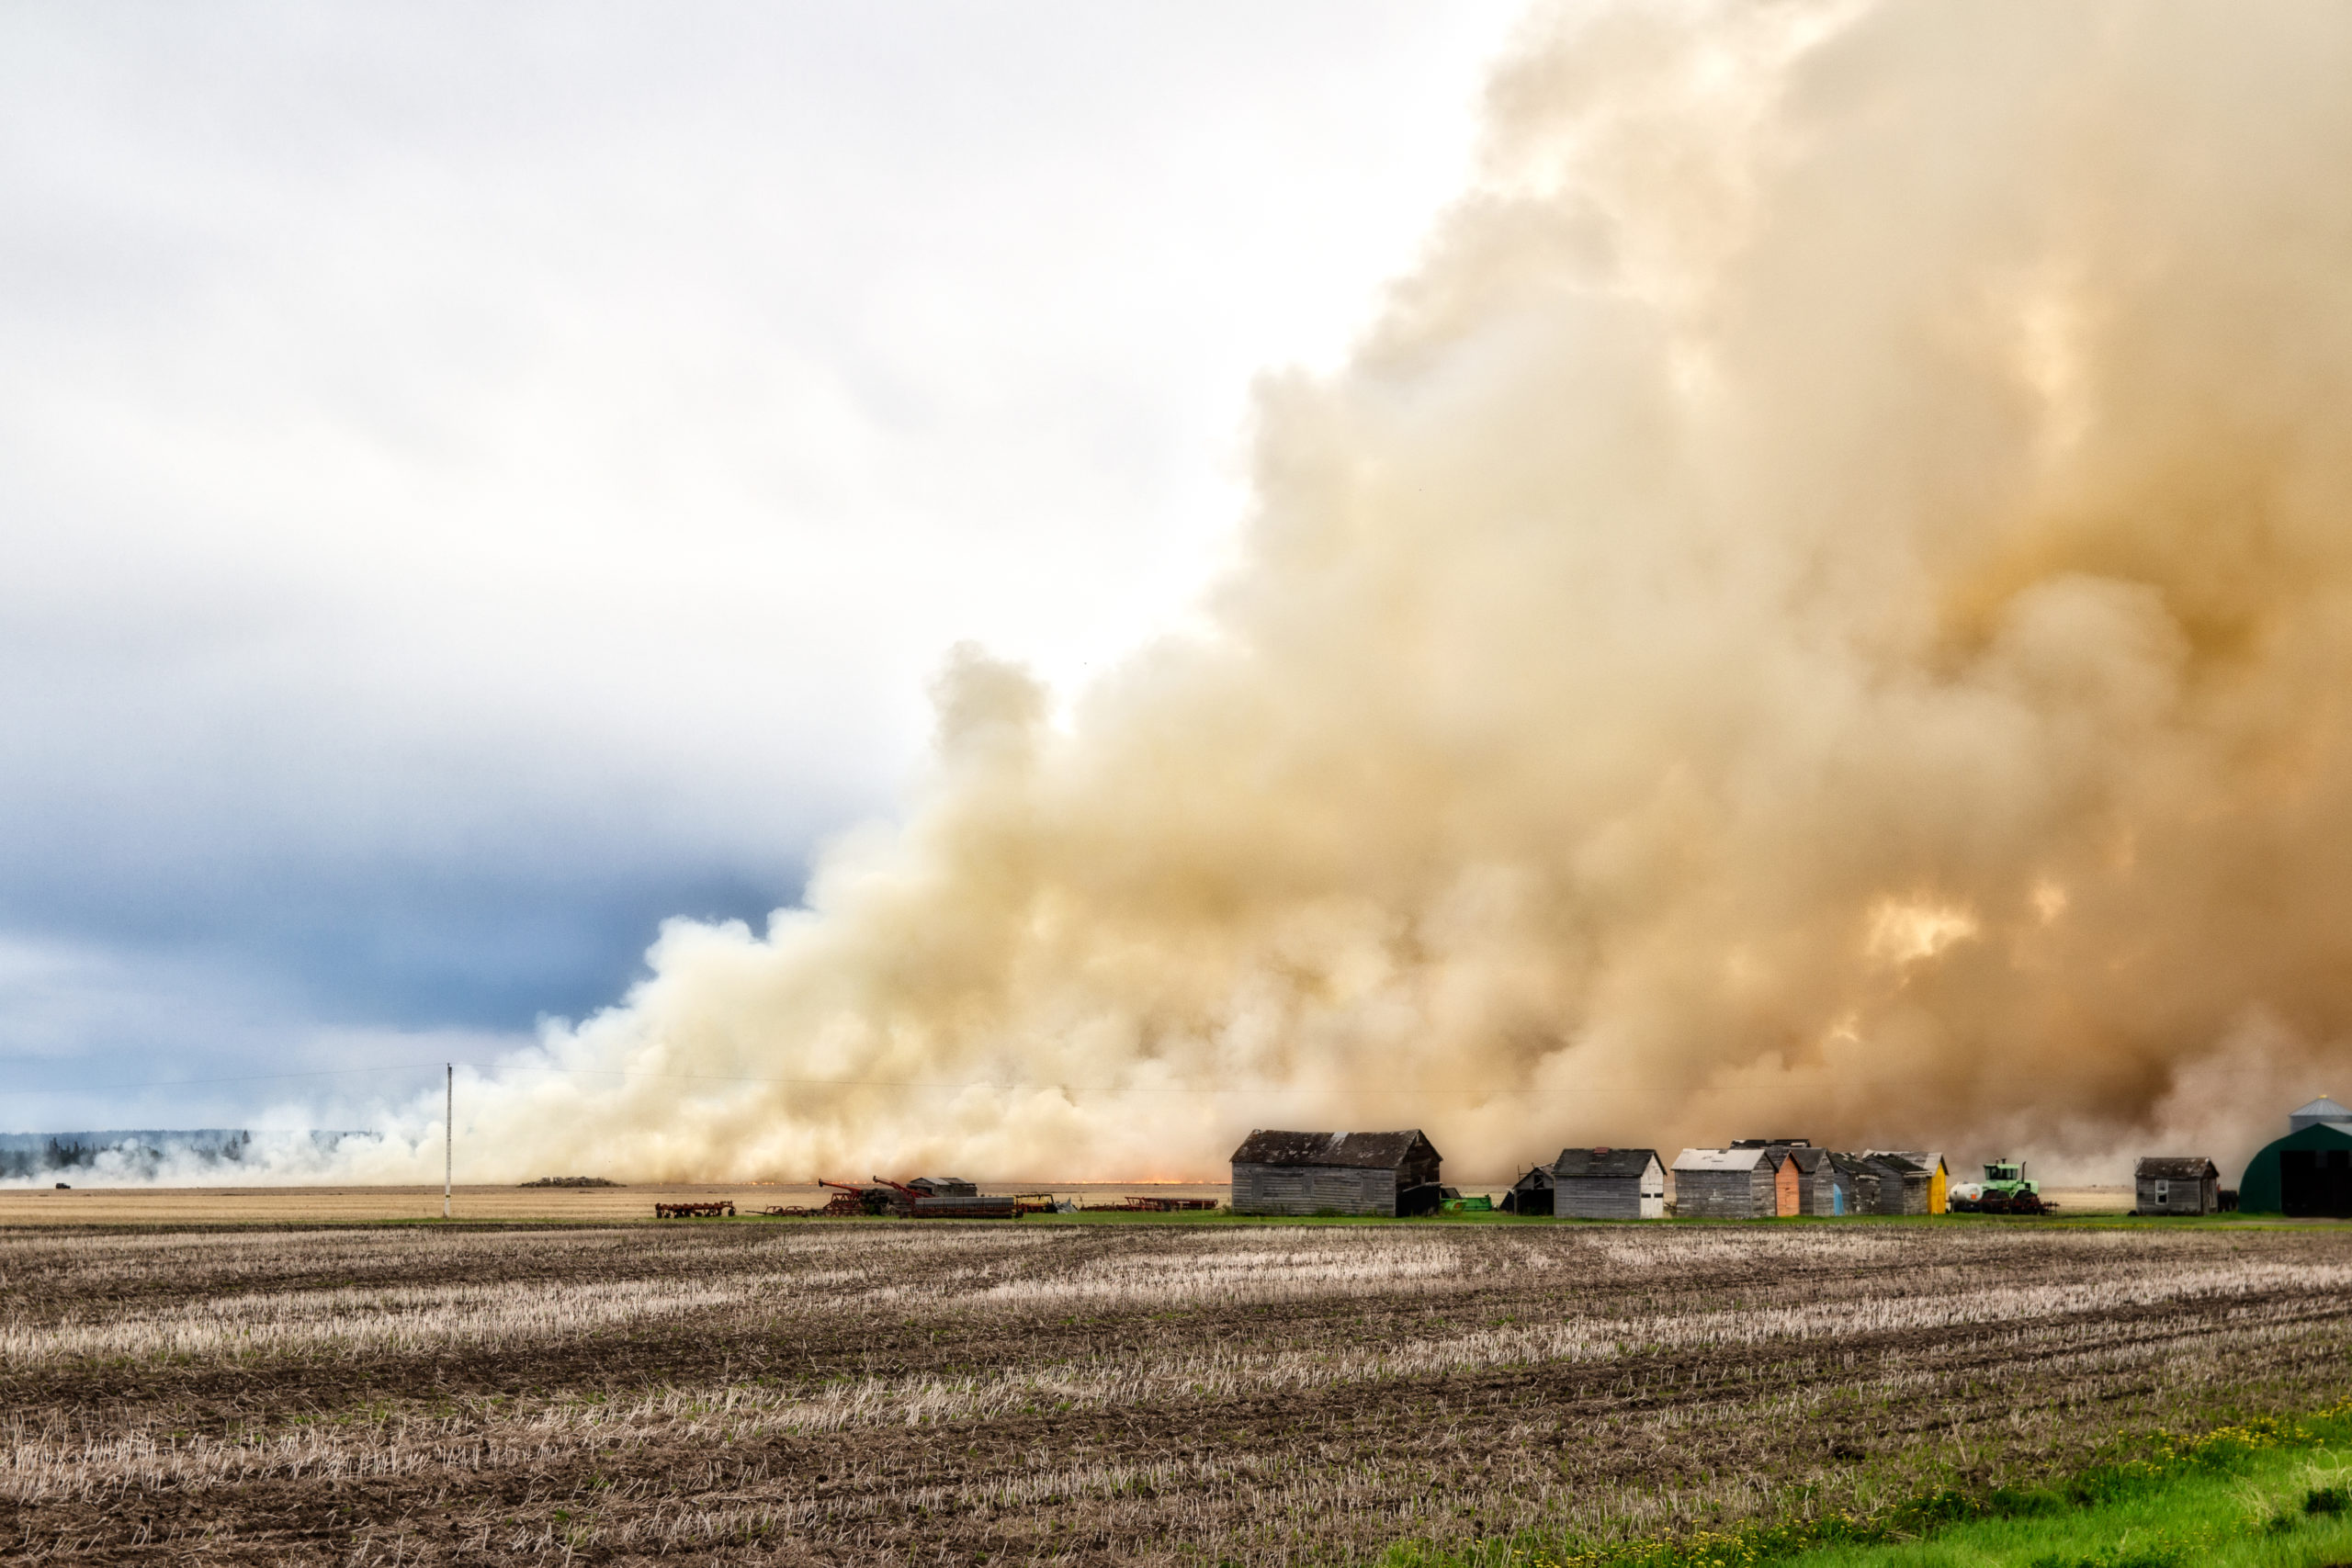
[0,1062,457,1094]
[2,1057,1971,1100]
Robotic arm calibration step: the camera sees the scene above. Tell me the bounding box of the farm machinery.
[818,1178,910,1216]
[1948,1158,2057,1214]
[810,1178,1033,1218]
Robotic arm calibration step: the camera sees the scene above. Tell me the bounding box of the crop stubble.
[2,1222,2347,1564]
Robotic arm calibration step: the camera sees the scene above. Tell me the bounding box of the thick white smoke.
[334,0,2352,1184]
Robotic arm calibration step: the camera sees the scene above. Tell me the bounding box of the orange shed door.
[1777,1158,1801,1216]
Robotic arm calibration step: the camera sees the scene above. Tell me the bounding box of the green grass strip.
[1387,1403,2352,1568]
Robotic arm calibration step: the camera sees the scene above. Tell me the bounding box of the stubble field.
[2,1218,2346,1565]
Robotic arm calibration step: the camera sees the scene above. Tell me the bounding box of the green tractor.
[1949,1158,2055,1215]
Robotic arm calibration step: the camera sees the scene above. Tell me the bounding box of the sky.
[0,1,1521,1133]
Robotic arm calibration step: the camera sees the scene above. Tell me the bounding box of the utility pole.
[444,1063,452,1220]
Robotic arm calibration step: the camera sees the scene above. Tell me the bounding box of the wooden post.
[444,1063,452,1220]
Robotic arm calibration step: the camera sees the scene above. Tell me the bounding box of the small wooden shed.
[1229,1129,1442,1217]
[1672,1147,1776,1218]
[1787,1147,1857,1215]
[2134,1156,2221,1215]
[1505,1165,1555,1216]
[1731,1139,1814,1216]
[1551,1147,1666,1220]
[1855,1153,1931,1215]
[1864,1150,1948,1213]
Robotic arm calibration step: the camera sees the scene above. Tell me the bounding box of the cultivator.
[652,1201,736,1218]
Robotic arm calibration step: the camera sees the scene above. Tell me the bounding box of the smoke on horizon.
[271,1,2352,1185]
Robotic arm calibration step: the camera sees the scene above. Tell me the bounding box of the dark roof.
[1861,1153,1926,1177]
[2135,1156,2220,1180]
[1826,1152,1873,1176]
[1785,1147,1828,1174]
[1730,1137,1813,1149]
[1229,1129,1440,1169]
[1552,1147,1660,1179]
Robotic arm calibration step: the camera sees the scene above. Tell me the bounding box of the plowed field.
[4,1220,2346,1564]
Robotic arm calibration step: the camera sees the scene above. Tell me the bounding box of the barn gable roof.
[1673,1146,1767,1173]
[1228,1129,1440,1169]
[2135,1156,2220,1180]
[1785,1147,1828,1175]
[1552,1147,1660,1179]
[1865,1149,1946,1175]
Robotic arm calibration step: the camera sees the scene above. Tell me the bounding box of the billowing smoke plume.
[356,0,2352,1183]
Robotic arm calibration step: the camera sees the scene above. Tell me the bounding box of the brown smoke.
[362,0,2352,1183]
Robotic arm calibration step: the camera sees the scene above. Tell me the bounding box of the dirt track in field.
[4,1219,2346,1564]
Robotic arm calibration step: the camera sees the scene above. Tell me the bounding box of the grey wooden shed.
[1229,1129,1442,1217]
[1787,1147,1859,1215]
[2134,1156,2221,1215]
[1854,1153,1930,1215]
[909,1177,978,1197]
[1671,1147,1776,1217]
[1552,1147,1665,1219]
[1505,1164,1556,1215]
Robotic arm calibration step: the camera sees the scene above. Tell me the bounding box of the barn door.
[2282,1149,2352,1217]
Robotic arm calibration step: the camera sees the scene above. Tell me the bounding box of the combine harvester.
[1948,1158,2058,1215]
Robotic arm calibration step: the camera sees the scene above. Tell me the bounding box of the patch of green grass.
[1387,1406,2352,1568]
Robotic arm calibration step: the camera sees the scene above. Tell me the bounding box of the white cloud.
[0,1,1520,1114]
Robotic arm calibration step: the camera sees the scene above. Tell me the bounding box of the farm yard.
[4,1221,2350,1564]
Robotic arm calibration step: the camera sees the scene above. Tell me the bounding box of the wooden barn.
[2135,1156,2221,1215]
[1671,1147,1777,1218]
[1504,1164,1555,1215]
[1551,1147,1666,1220]
[1229,1130,1442,1217]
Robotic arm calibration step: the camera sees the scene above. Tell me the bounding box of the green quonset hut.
[2238,1098,2352,1216]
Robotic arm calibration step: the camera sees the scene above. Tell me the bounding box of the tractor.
[1948,1158,2056,1214]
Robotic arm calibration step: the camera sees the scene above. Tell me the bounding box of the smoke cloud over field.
[352,0,2352,1183]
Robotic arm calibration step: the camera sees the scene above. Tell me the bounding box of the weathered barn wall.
[1672,1168,1772,1218]
[1231,1163,1398,1217]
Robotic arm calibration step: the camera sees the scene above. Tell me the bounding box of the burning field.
[5,1219,2350,1564]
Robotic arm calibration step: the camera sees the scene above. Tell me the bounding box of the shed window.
[2154,1179,2170,1202]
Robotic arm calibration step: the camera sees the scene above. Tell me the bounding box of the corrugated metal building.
[1229,1130,1442,1217]
[1552,1147,1666,1220]
[2134,1156,2221,1215]
[2244,1101,2352,1215]
[2290,1097,2352,1134]
[1672,1147,1776,1218]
